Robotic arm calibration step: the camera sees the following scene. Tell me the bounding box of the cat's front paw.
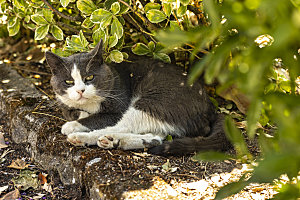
[67,132,91,146]
[97,136,120,149]
[61,121,89,135]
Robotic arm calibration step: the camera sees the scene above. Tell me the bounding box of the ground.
[0,39,279,200]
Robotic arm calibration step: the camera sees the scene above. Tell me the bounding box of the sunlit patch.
[4,59,10,63]
[1,79,10,84]
[26,55,33,61]
[33,74,41,79]
[254,34,274,48]
[50,43,56,48]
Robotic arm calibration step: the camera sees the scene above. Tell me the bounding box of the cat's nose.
[77,89,85,95]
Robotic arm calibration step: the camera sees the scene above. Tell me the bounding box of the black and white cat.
[45,40,231,155]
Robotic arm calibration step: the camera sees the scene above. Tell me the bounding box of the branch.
[118,0,157,31]
[56,22,92,37]
[41,0,83,21]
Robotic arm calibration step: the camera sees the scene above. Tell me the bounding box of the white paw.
[78,111,89,119]
[61,121,89,135]
[67,132,90,146]
[97,136,120,149]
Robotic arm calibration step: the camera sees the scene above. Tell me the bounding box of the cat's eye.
[65,80,74,85]
[85,75,94,82]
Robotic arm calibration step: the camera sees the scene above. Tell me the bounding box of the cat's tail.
[148,115,232,156]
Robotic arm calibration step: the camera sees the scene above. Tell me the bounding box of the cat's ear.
[45,51,65,74]
[89,39,103,60]
[87,40,104,71]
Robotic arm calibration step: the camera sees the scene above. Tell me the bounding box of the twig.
[12,66,51,75]
[125,14,156,41]
[56,21,92,36]
[32,111,67,121]
[118,0,157,31]
[41,0,83,21]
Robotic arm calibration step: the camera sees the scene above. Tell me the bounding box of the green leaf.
[177,5,187,17]
[65,36,89,52]
[110,2,120,15]
[34,24,49,40]
[13,0,27,10]
[122,52,129,59]
[51,48,73,57]
[82,18,94,28]
[60,0,70,8]
[203,0,220,29]
[148,41,155,52]
[65,30,89,51]
[30,0,44,8]
[92,28,106,45]
[153,52,171,63]
[79,30,89,48]
[104,0,130,14]
[146,9,167,23]
[144,3,161,13]
[193,151,232,161]
[31,14,49,25]
[215,179,249,200]
[7,17,20,36]
[154,42,165,52]
[132,43,150,55]
[77,0,97,15]
[166,135,173,141]
[50,25,63,40]
[108,33,118,48]
[43,9,53,23]
[247,100,262,138]
[179,0,190,6]
[23,22,36,30]
[24,15,30,23]
[109,50,123,63]
[224,116,250,158]
[111,17,123,39]
[169,21,181,31]
[274,183,300,200]
[162,3,172,17]
[90,9,113,28]
[250,154,299,183]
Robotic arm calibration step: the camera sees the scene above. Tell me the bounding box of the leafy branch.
[41,0,83,22]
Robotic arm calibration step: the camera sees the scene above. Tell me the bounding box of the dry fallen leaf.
[11,170,39,191]
[0,186,8,195]
[38,173,47,185]
[0,133,8,149]
[32,193,45,199]
[42,182,52,193]
[8,159,30,170]
[0,189,20,200]
[218,84,250,114]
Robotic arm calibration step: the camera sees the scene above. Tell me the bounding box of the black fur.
[149,115,232,156]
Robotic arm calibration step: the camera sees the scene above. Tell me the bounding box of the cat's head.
[45,40,115,113]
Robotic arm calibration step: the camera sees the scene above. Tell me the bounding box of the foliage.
[0,0,300,198]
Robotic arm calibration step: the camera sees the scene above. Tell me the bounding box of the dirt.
[0,39,279,200]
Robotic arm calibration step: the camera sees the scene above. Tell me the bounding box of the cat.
[45,40,232,156]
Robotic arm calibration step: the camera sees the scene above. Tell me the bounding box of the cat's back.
[121,58,217,137]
